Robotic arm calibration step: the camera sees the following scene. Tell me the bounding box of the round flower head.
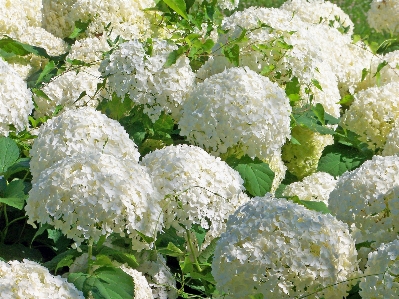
[120,266,154,299]
[280,0,354,35]
[179,67,291,160]
[42,0,76,38]
[26,153,163,250]
[283,171,337,205]
[0,259,84,299]
[9,26,68,57]
[29,107,140,183]
[100,39,195,122]
[33,66,104,117]
[367,0,399,34]
[0,0,42,35]
[212,195,358,298]
[328,155,399,256]
[66,35,111,65]
[341,82,399,151]
[68,0,156,40]
[141,144,248,240]
[359,239,399,299]
[0,58,33,137]
[282,126,334,179]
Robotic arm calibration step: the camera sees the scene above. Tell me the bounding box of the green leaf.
[311,103,325,125]
[222,44,239,67]
[36,60,56,85]
[68,266,135,299]
[164,45,189,68]
[250,294,264,299]
[44,248,83,271]
[55,254,77,274]
[338,94,354,105]
[376,38,399,55]
[361,68,369,81]
[0,37,50,58]
[31,223,53,246]
[191,224,206,249]
[226,155,275,197]
[0,137,20,174]
[96,246,139,269]
[311,79,323,91]
[355,240,375,251]
[163,0,189,20]
[153,113,174,133]
[0,179,27,210]
[158,242,185,257]
[97,95,133,121]
[317,143,370,177]
[198,237,220,264]
[180,256,194,274]
[289,197,331,214]
[68,20,91,39]
[4,158,30,178]
[0,243,42,262]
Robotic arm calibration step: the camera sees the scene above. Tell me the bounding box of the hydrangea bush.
[1,0,399,298]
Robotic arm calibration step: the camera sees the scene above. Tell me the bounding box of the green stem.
[1,203,9,243]
[88,238,94,275]
[7,215,28,227]
[186,229,202,273]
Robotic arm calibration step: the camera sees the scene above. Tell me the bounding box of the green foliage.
[0,137,20,175]
[287,196,331,214]
[226,155,275,197]
[68,266,135,299]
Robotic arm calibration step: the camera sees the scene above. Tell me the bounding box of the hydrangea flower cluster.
[0,259,84,298]
[26,153,163,250]
[359,239,399,298]
[100,39,195,122]
[66,35,111,65]
[282,172,337,205]
[33,66,104,117]
[30,107,140,180]
[382,118,399,156]
[341,82,399,151]
[280,0,354,35]
[0,58,34,136]
[193,0,240,10]
[282,126,334,179]
[328,155,399,257]
[178,67,292,160]
[140,144,248,240]
[67,0,156,40]
[367,0,399,34]
[212,195,358,298]
[42,0,77,38]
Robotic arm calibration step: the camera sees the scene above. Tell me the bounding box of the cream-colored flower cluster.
[100,39,195,122]
[283,171,337,204]
[26,152,162,250]
[0,58,33,136]
[359,239,399,298]
[141,144,248,241]
[328,155,399,260]
[212,195,358,298]
[120,265,154,299]
[0,259,84,299]
[367,0,399,34]
[179,67,292,160]
[30,108,140,179]
[341,82,399,151]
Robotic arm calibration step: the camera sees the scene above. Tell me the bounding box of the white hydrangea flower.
[328,155,399,256]
[0,58,33,137]
[140,144,248,240]
[6,54,47,81]
[26,153,163,250]
[30,107,140,181]
[136,252,178,299]
[0,0,42,35]
[359,239,399,299]
[33,66,104,117]
[282,127,334,179]
[42,0,76,38]
[280,0,354,35]
[120,266,154,299]
[194,0,239,10]
[100,39,195,122]
[68,0,155,40]
[283,172,337,205]
[0,259,84,299]
[179,67,291,160]
[382,119,399,156]
[8,26,68,57]
[218,7,347,117]
[66,35,111,65]
[341,82,399,151]
[212,195,358,298]
[367,0,399,34]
